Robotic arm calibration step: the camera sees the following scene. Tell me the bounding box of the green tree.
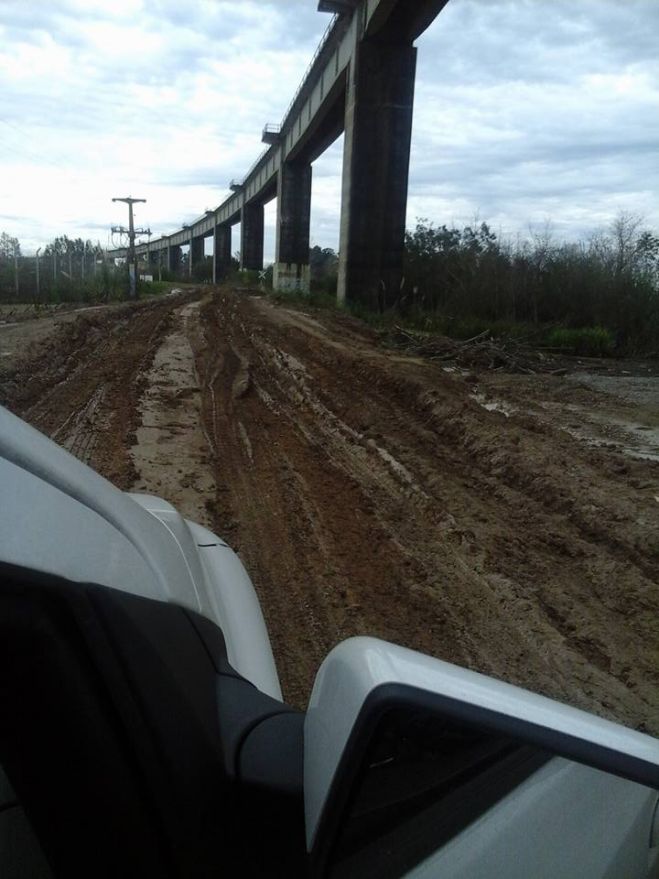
[309,246,338,293]
[0,232,21,301]
[0,232,20,261]
[402,214,659,352]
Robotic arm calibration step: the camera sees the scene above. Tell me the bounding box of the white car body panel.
[129,494,281,697]
[0,405,281,699]
[1,455,160,599]
[186,519,283,700]
[3,403,659,875]
[304,637,659,875]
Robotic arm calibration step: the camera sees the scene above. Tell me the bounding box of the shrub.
[547,326,614,357]
[401,214,659,354]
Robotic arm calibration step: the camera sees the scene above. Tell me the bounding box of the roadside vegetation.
[399,212,658,356]
[0,233,188,305]
[0,234,126,304]
[277,213,659,358]
[2,212,657,357]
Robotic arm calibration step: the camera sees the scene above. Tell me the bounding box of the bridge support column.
[240,202,264,271]
[191,236,205,278]
[274,162,312,294]
[337,39,417,307]
[166,244,181,276]
[213,224,232,283]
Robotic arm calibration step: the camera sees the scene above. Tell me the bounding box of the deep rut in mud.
[1,295,186,487]
[2,288,658,734]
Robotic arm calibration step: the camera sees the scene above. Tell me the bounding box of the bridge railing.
[279,13,339,134]
[241,147,271,186]
[239,13,339,187]
[110,12,342,252]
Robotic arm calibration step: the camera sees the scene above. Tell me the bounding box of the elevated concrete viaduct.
[109,0,449,306]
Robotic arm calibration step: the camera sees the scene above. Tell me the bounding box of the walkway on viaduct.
[108,0,449,305]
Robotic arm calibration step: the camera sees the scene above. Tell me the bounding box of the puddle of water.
[536,376,659,462]
[549,409,659,462]
[570,373,659,408]
[586,412,659,462]
[470,393,516,417]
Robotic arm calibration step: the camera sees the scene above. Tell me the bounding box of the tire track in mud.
[129,298,217,526]
[1,294,191,487]
[2,287,657,734]
[194,291,658,731]
[191,301,346,695]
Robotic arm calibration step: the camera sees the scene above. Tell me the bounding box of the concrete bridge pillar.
[273,162,312,293]
[337,39,417,308]
[240,202,264,272]
[186,233,193,279]
[166,243,181,276]
[191,236,205,278]
[213,224,232,283]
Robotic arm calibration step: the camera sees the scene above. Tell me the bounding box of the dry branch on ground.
[385,325,563,374]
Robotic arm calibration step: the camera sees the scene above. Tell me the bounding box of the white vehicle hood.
[0,404,281,698]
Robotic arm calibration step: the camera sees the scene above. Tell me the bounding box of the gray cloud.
[407,0,659,239]
[0,0,656,254]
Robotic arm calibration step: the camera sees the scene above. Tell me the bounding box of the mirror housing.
[304,638,659,876]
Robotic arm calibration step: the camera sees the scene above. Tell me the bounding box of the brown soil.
[1,288,657,735]
[0,293,187,487]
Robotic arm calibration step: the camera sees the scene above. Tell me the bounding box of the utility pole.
[81,241,86,284]
[35,247,41,301]
[112,196,148,300]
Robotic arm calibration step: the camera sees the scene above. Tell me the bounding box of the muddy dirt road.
[2,288,658,734]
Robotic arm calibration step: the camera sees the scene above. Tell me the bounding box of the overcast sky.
[1,0,657,259]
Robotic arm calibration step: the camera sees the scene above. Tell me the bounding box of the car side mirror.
[304,638,659,878]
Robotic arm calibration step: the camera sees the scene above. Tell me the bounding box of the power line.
[0,120,80,175]
[112,196,148,300]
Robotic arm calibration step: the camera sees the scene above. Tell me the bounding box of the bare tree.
[610,211,644,276]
